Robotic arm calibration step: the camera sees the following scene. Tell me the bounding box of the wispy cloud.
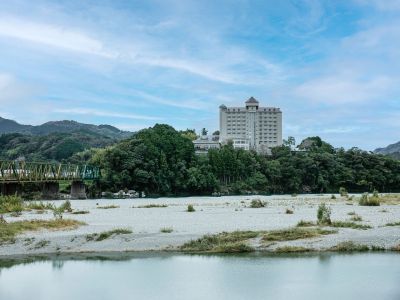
[0,16,116,58]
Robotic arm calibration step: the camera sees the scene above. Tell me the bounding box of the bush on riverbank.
[359,193,380,206]
[250,199,266,208]
[187,204,195,212]
[317,203,331,225]
[0,195,23,214]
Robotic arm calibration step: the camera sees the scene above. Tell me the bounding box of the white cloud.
[53,108,161,120]
[0,16,116,58]
[294,75,395,104]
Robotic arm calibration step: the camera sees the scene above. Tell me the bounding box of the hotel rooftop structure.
[219,97,282,154]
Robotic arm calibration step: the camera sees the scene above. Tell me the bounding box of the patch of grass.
[359,193,380,206]
[350,215,363,222]
[285,208,294,214]
[331,221,372,230]
[385,221,400,226]
[379,194,400,205]
[250,199,266,208]
[296,220,316,227]
[97,205,120,209]
[86,228,132,242]
[0,219,85,244]
[262,227,336,242]
[331,195,336,200]
[25,201,55,211]
[71,210,90,215]
[0,195,23,214]
[347,211,356,216]
[274,246,312,253]
[187,204,195,212]
[160,227,173,233]
[180,231,258,253]
[136,204,168,208]
[330,241,370,252]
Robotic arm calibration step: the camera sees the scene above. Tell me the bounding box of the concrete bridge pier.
[70,181,86,199]
[0,183,21,196]
[41,182,60,200]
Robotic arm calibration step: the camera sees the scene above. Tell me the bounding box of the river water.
[0,253,399,300]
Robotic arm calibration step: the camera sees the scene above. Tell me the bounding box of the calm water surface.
[0,253,399,300]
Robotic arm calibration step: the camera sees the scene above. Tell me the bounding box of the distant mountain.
[0,117,135,162]
[0,117,32,134]
[0,117,132,140]
[375,141,400,160]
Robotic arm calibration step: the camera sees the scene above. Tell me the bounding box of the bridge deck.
[0,160,100,183]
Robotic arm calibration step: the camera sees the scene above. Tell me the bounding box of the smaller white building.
[193,135,221,154]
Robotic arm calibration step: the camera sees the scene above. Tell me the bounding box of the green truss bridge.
[0,160,100,199]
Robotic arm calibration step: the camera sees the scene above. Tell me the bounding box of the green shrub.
[317,203,331,225]
[331,195,336,199]
[0,195,23,214]
[359,193,380,206]
[187,204,195,212]
[250,199,266,208]
[59,200,72,212]
[339,187,348,197]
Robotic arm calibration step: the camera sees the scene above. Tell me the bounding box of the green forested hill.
[0,131,119,162]
[0,117,132,140]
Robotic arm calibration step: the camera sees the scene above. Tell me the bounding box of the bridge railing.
[0,160,100,183]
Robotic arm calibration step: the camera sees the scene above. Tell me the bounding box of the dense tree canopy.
[90,124,400,196]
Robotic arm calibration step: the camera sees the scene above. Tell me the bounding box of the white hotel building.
[219,97,283,153]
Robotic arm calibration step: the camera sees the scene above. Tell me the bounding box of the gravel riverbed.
[1,194,399,256]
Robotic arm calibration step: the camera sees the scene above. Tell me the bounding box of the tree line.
[89,124,400,196]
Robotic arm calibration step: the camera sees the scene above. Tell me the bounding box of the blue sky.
[0,0,399,150]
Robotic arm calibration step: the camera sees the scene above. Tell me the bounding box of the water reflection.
[0,253,399,300]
